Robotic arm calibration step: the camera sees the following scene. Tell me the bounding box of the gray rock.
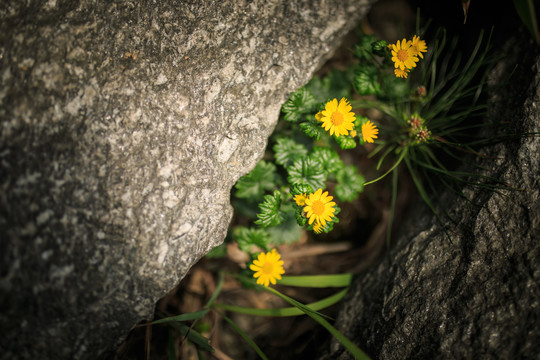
[320,36,540,359]
[0,1,374,359]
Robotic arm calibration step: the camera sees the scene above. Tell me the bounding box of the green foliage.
[234,227,270,253]
[334,165,365,202]
[371,40,388,57]
[290,183,314,196]
[254,190,285,228]
[235,161,278,199]
[282,87,317,122]
[354,65,381,95]
[299,119,325,140]
[267,204,303,245]
[287,157,326,191]
[334,135,357,150]
[273,137,308,168]
[353,34,376,60]
[305,68,355,102]
[310,147,344,174]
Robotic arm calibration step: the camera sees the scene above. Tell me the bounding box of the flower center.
[397,49,408,61]
[262,262,274,274]
[312,200,325,215]
[331,112,344,126]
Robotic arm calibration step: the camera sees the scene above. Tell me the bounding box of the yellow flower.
[304,188,336,227]
[391,38,418,70]
[294,193,307,206]
[320,98,356,137]
[313,221,323,234]
[350,129,357,137]
[249,249,285,287]
[315,111,323,121]
[394,68,409,78]
[409,35,427,59]
[361,120,379,143]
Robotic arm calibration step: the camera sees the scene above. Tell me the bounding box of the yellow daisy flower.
[313,221,324,234]
[361,120,379,143]
[249,249,285,287]
[294,193,307,206]
[394,68,409,78]
[350,129,357,137]
[304,188,336,227]
[409,35,427,59]
[315,111,323,121]
[391,38,418,70]
[320,98,356,137]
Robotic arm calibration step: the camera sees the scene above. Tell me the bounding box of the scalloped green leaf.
[267,205,302,245]
[334,135,357,150]
[334,165,365,202]
[310,147,344,174]
[354,65,380,96]
[290,183,314,196]
[234,227,270,253]
[299,120,325,140]
[254,190,285,228]
[353,34,376,60]
[235,160,278,199]
[287,157,326,191]
[273,138,308,169]
[282,87,317,122]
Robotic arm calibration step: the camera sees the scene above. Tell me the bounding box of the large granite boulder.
[321,31,540,359]
[0,1,374,359]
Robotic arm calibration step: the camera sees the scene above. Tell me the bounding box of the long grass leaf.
[213,288,349,317]
[262,286,372,360]
[215,310,269,360]
[278,274,353,287]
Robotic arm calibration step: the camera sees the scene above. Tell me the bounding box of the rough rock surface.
[320,35,540,359]
[0,1,374,359]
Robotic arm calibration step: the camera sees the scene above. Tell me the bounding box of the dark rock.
[0,1,375,359]
[320,33,540,360]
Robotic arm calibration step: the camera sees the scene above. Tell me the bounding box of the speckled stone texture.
[0,1,373,359]
[320,36,540,360]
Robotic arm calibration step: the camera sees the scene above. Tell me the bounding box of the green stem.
[213,288,349,317]
[364,147,408,186]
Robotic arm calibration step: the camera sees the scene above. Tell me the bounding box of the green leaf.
[379,72,409,100]
[371,39,388,57]
[299,120,325,140]
[279,274,353,287]
[514,0,540,45]
[282,87,317,122]
[305,68,354,102]
[261,285,372,360]
[354,65,381,95]
[290,183,314,196]
[354,34,376,60]
[295,207,307,226]
[151,310,208,325]
[273,138,308,169]
[310,147,344,174]
[334,165,365,202]
[205,243,227,258]
[235,161,278,199]
[334,135,357,150]
[287,157,326,191]
[267,204,302,245]
[213,288,349,316]
[215,310,269,360]
[254,190,285,228]
[233,227,270,253]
